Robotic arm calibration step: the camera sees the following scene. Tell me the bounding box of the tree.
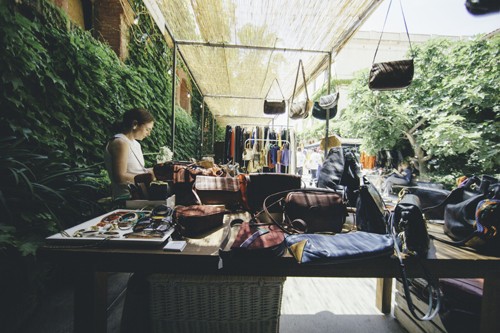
[338,36,500,178]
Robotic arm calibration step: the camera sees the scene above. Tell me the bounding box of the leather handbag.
[402,186,451,220]
[219,218,286,259]
[193,175,242,208]
[289,59,312,120]
[283,189,347,233]
[263,78,286,115]
[389,193,442,322]
[174,205,227,237]
[390,194,430,257]
[355,177,388,234]
[368,0,414,91]
[312,101,337,120]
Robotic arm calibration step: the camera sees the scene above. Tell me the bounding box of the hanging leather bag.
[289,60,313,119]
[263,78,286,115]
[368,0,415,91]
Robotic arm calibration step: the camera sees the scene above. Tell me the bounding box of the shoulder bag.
[313,68,340,120]
[389,194,441,321]
[355,177,389,234]
[289,60,313,120]
[174,205,227,237]
[263,78,286,115]
[368,0,414,91]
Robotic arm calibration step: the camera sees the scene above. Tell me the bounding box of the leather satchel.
[193,175,242,208]
[368,0,414,91]
[174,205,227,237]
[284,190,346,233]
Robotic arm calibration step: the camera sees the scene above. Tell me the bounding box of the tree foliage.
[338,36,500,177]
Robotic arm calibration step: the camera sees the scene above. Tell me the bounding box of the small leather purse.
[263,78,286,115]
[174,205,227,237]
[289,59,312,120]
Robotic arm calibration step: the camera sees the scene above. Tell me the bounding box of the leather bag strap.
[372,0,413,65]
[291,59,309,103]
[265,78,285,100]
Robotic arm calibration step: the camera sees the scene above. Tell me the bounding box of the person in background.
[307,148,323,186]
[296,147,305,176]
[104,108,155,200]
[382,161,412,196]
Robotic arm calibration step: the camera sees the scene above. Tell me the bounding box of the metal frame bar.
[176,40,330,54]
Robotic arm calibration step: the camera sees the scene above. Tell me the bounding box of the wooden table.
[40,214,500,333]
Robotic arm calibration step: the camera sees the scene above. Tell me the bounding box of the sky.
[360,0,500,36]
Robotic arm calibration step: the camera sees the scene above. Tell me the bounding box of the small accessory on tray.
[368,0,414,91]
[263,78,286,115]
[289,59,313,120]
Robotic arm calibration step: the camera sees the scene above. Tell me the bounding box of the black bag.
[402,186,451,220]
[317,148,360,206]
[369,59,414,91]
[263,78,286,115]
[390,193,441,322]
[355,177,388,234]
[312,101,337,120]
[368,0,414,91]
[391,194,429,257]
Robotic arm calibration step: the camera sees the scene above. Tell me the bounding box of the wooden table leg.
[376,277,393,314]
[74,271,108,333]
[480,277,500,333]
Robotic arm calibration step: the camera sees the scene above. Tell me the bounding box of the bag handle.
[265,78,285,101]
[291,59,309,103]
[372,0,413,65]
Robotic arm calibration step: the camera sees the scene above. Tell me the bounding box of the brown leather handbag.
[193,175,242,208]
[174,205,227,237]
[283,189,347,233]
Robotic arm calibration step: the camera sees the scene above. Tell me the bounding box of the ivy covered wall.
[0,0,210,171]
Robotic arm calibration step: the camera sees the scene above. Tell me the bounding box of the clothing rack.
[243,139,292,174]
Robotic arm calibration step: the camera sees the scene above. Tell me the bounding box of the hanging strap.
[372,0,413,64]
[291,59,309,103]
[265,78,285,101]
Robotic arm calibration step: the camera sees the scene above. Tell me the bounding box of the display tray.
[46,209,174,246]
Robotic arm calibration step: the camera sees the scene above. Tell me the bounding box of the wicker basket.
[148,274,286,333]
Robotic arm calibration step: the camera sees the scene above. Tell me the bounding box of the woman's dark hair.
[112,108,155,133]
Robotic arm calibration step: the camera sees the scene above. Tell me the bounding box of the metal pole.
[176,40,330,55]
[171,42,177,155]
[212,117,215,154]
[324,53,332,160]
[200,97,205,159]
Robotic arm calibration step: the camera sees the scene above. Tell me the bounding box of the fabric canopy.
[145,0,382,126]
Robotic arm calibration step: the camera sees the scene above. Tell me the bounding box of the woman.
[382,161,412,196]
[104,108,155,200]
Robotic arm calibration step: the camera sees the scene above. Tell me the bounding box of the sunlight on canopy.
[144,0,382,126]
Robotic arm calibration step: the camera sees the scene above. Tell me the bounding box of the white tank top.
[104,134,146,200]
